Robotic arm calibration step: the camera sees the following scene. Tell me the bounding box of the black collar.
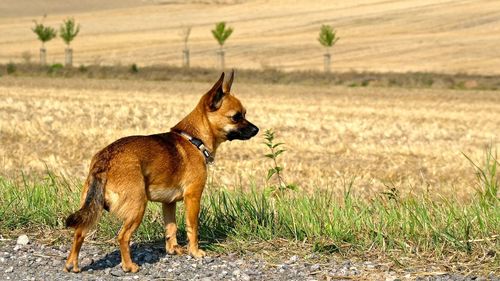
[173,130,214,164]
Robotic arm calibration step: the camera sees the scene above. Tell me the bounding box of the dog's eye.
[231,112,243,123]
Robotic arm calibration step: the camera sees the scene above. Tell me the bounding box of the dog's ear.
[223,69,235,94]
[206,72,225,111]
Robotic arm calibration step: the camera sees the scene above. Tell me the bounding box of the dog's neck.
[171,107,223,156]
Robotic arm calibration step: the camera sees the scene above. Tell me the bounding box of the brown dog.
[64,71,258,273]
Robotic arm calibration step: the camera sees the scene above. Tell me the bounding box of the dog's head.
[201,70,259,142]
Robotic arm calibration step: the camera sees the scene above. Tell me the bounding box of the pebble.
[288,255,299,264]
[0,239,495,281]
[310,264,321,271]
[16,235,29,246]
[232,269,241,276]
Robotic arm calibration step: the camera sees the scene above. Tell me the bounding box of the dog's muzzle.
[227,121,259,141]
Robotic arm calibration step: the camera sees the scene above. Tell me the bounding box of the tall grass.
[0,152,498,259]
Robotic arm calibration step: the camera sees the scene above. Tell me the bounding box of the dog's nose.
[250,124,259,137]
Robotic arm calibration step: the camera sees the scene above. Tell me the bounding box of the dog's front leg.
[162,202,183,255]
[184,187,206,258]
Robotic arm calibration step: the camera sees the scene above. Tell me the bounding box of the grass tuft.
[0,162,498,262]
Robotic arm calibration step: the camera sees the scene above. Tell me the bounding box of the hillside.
[0,0,499,74]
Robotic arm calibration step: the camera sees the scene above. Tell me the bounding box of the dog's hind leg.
[64,175,104,273]
[64,225,89,272]
[117,204,146,273]
[104,162,148,272]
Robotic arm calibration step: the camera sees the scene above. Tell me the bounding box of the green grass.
[0,161,498,262]
[0,139,498,270]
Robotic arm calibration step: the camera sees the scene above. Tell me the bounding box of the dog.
[64,70,259,273]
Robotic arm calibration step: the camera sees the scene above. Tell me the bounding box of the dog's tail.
[65,169,106,229]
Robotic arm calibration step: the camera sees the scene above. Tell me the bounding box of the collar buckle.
[174,130,214,164]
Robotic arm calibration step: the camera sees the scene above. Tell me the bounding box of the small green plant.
[211,22,233,69]
[32,19,57,46]
[463,146,499,205]
[212,22,233,47]
[60,18,80,67]
[130,63,139,73]
[32,16,57,65]
[47,63,64,74]
[59,18,80,46]
[318,25,339,72]
[318,25,339,48]
[6,62,16,74]
[263,129,297,196]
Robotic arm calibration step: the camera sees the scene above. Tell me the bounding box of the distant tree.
[180,26,192,68]
[318,25,339,72]
[60,18,80,67]
[32,16,57,65]
[211,22,233,70]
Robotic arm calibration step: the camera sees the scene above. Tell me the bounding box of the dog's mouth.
[227,122,259,141]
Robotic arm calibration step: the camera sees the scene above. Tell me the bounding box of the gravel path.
[0,236,498,281]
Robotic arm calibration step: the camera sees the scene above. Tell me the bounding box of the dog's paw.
[122,262,140,273]
[63,261,81,273]
[189,248,206,258]
[167,244,184,255]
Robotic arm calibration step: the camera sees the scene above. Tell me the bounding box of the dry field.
[1,0,500,74]
[1,76,499,199]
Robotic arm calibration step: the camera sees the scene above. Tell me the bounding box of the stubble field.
[1,0,500,74]
[1,76,499,199]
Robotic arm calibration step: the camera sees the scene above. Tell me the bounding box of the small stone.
[0,257,5,263]
[81,257,93,267]
[278,264,288,270]
[241,273,251,281]
[13,245,22,251]
[5,266,14,273]
[364,262,376,269]
[310,264,321,271]
[288,255,299,264]
[220,270,228,276]
[111,269,125,277]
[16,235,29,245]
[203,257,215,264]
[232,269,241,276]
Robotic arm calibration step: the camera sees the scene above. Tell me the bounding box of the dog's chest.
[146,185,184,203]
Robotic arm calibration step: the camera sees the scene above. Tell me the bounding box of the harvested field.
[1,0,500,74]
[1,76,499,198]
